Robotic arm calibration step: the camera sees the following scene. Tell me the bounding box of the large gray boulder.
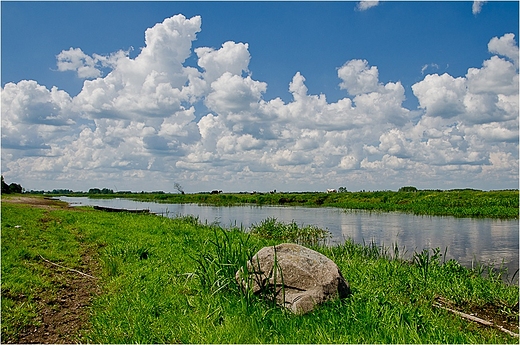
[236,243,351,314]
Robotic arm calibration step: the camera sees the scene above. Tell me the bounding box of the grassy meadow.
[93,189,520,219]
[1,195,519,343]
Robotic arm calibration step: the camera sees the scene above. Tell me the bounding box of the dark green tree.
[398,186,418,192]
[9,183,23,194]
[1,176,23,194]
[1,176,10,194]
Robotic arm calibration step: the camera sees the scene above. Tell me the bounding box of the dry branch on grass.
[39,254,98,280]
[433,302,519,338]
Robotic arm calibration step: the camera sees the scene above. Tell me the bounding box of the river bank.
[1,195,519,343]
[58,195,520,275]
[53,189,519,219]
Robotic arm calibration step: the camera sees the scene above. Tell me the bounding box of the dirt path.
[2,196,101,343]
[16,258,101,343]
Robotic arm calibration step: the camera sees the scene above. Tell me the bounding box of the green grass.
[1,202,89,340]
[2,198,518,343]
[63,188,520,219]
[249,217,331,246]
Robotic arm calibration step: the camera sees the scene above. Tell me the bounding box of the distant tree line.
[13,181,494,197]
[46,189,74,194]
[88,188,115,194]
[398,186,418,192]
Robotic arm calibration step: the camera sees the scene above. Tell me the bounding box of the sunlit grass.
[2,199,518,343]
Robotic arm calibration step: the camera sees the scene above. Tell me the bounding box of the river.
[59,196,519,278]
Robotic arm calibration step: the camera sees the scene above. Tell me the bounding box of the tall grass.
[249,217,331,246]
[193,227,257,296]
[193,219,328,310]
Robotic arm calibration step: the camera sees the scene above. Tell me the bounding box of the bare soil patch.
[2,195,71,210]
[15,256,101,344]
[467,302,520,335]
[435,296,519,336]
[3,196,101,343]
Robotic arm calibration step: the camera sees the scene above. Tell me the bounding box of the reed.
[249,217,331,247]
[193,227,257,295]
[413,247,443,286]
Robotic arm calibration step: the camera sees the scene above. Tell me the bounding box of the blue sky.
[1,1,519,192]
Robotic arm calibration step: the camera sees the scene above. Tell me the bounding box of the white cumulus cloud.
[472,1,487,15]
[1,15,518,192]
[56,47,103,79]
[488,33,519,68]
[196,41,251,83]
[72,14,203,120]
[338,59,380,95]
[357,1,379,11]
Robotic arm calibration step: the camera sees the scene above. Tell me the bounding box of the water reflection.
[59,197,518,275]
[339,211,519,274]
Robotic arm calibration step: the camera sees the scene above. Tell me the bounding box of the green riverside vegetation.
[1,195,519,343]
[79,189,519,219]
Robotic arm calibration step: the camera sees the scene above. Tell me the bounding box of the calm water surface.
[59,196,519,275]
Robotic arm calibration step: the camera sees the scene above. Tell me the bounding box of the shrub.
[399,186,418,192]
